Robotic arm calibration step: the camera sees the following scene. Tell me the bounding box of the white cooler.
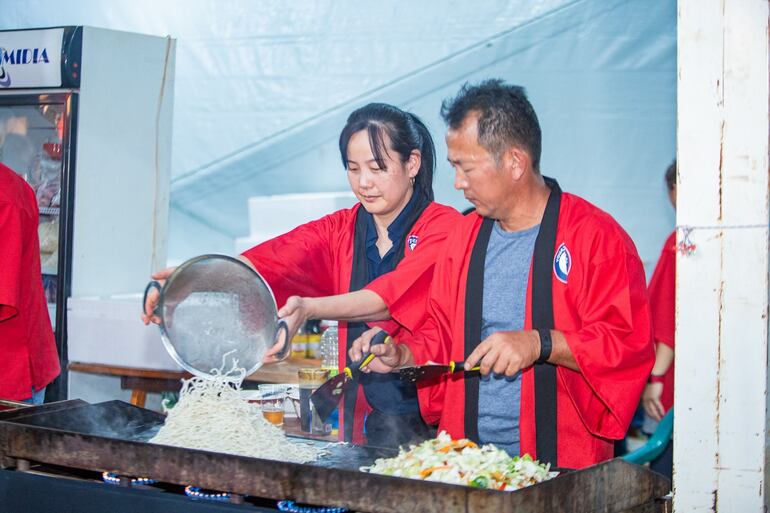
[67,295,180,371]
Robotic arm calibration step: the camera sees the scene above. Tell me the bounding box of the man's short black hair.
[665,160,676,191]
[440,79,542,170]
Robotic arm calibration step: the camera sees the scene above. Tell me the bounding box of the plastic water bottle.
[319,321,339,377]
[319,321,340,433]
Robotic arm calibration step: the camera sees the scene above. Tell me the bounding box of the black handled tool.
[310,330,390,423]
[398,361,481,383]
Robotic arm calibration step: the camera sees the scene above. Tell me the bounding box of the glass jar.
[297,368,331,434]
[291,323,308,359]
[305,320,322,359]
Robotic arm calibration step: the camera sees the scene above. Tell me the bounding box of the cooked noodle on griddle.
[150,359,322,463]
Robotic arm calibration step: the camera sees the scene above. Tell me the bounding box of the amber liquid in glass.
[262,409,285,426]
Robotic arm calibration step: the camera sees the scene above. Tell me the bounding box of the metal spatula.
[398,361,481,383]
[310,330,390,423]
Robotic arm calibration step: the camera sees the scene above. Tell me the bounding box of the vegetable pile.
[363,431,553,491]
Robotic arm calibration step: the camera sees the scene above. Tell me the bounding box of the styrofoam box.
[236,191,357,253]
[67,295,181,371]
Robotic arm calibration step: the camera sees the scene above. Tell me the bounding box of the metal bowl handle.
[142,280,163,318]
[273,319,291,361]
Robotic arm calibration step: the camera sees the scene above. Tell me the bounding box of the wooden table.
[68,358,321,408]
[282,416,338,443]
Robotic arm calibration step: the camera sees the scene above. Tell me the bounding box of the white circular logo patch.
[553,243,571,283]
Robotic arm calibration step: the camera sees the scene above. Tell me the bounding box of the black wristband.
[536,328,552,364]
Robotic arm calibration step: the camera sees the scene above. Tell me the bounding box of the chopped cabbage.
[362,431,554,491]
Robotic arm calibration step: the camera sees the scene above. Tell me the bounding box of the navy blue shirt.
[359,192,421,415]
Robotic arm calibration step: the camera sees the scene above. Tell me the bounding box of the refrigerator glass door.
[0,99,66,328]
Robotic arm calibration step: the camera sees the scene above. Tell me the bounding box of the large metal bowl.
[143,254,289,378]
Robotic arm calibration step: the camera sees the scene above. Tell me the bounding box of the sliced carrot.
[454,440,477,450]
[436,439,478,454]
[420,466,451,478]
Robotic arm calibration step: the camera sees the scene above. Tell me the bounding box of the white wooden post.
[676,1,769,512]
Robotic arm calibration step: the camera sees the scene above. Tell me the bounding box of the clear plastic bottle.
[319,321,339,376]
[318,321,340,433]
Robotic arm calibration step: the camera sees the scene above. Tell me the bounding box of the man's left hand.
[464,330,541,377]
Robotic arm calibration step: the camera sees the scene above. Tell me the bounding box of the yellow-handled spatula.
[310,330,390,423]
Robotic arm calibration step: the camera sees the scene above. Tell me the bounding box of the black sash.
[342,194,431,442]
[463,177,562,465]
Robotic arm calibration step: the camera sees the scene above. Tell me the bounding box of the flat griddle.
[0,400,670,513]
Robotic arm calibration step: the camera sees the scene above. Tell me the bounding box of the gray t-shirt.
[477,222,540,456]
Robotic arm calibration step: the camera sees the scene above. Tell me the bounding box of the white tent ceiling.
[1,0,573,178]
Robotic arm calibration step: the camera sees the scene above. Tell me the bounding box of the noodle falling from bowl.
[150,353,323,463]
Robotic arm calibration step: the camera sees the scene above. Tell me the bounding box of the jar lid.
[298,368,329,385]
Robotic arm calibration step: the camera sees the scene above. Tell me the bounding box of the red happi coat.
[368,186,654,468]
[0,164,60,400]
[241,201,461,444]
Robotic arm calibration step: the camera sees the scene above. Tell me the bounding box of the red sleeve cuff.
[655,334,675,349]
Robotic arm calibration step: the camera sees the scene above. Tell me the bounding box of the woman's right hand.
[348,327,410,373]
[141,267,176,325]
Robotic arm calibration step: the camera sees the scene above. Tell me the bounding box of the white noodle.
[150,358,322,464]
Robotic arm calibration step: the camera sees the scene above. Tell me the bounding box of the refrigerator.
[0,27,175,401]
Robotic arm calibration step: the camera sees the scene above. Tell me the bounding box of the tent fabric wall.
[1,0,572,178]
[1,0,676,277]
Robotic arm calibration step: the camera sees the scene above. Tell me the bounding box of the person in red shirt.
[0,162,60,404]
[642,160,676,480]
[144,104,461,448]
